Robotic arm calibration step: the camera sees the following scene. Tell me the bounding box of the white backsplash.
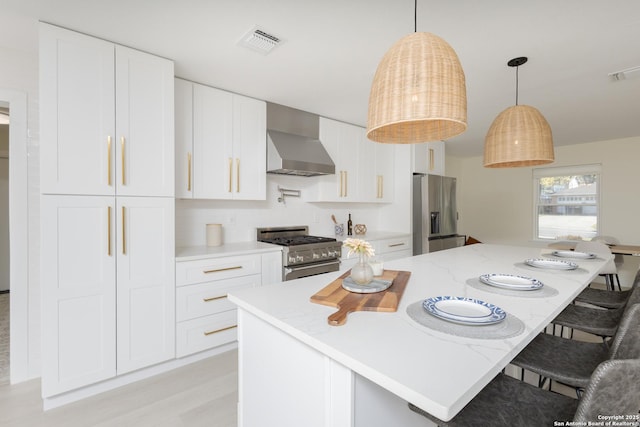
[176,175,386,247]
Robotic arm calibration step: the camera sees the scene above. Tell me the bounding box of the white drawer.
[176,310,237,358]
[176,274,259,322]
[375,236,412,254]
[176,254,261,286]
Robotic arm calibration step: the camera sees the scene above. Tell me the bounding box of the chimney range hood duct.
[266,103,335,177]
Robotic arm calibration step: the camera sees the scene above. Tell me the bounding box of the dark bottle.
[347,213,353,236]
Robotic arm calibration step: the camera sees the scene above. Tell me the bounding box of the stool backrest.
[608,304,640,360]
[573,359,640,422]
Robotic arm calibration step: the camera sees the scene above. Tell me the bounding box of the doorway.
[0,89,30,384]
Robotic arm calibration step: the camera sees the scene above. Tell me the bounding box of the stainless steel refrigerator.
[412,173,463,254]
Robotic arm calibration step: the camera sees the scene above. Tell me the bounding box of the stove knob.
[328,250,336,257]
[296,255,304,262]
[312,253,320,260]
[321,251,328,258]
[288,255,296,264]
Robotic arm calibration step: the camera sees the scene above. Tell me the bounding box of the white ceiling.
[2,0,640,157]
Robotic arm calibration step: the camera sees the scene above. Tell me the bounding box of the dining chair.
[551,277,640,342]
[510,303,640,397]
[575,240,621,291]
[574,266,640,309]
[408,359,640,427]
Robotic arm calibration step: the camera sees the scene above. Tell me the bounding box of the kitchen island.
[228,244,608,427]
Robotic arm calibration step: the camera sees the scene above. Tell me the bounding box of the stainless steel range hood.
[266,103,335,177]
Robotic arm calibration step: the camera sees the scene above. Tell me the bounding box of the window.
[533,164,601,240]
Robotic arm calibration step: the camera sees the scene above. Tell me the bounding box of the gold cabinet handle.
[121,137,126,185]
[187,152,192,192]
[203,266,242,274]
[228,158,232,193]
[121,206,126,255]
[107,136,112,186]
[344,171,348,197]
[203,295,227,302]
[389,242,405,247]
[204,325,237,336]
[235,158,240,193]
[107,206,112,256]
[339,171,343,197]
[429,148,434,171]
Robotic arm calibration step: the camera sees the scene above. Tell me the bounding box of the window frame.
[532,164,602,241]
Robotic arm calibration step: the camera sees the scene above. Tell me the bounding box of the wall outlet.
[228,214,236,225]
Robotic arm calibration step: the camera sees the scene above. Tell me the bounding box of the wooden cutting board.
[310,269,411,326]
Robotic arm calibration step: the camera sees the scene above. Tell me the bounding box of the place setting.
[406,295,525,340]
[514,257,587,273]
[466,273,558,298]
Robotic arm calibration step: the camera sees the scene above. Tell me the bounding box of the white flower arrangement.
[342,238,375,258]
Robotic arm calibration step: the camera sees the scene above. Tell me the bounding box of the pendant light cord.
[515,65,519,106]
[414,0,417,32]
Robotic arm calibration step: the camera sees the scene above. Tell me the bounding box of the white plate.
[551,250,596,259]
[342,276,392,293]
[422,296,506,325]
[479,273,544,291]
[525,258,578,270]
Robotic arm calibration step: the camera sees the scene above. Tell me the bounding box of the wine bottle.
[347,213,353,236]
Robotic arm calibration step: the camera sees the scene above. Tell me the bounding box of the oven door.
[283,259,340,281]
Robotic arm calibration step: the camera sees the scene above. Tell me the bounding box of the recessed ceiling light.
[238,26,283,55]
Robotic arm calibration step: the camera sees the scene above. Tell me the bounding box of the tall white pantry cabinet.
[39,23,175,397]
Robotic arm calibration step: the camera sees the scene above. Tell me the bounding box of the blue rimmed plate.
[422,296,506,325]
[479,273,544,291]
[525,258,578,270]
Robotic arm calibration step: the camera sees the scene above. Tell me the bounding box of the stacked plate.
[479,273,543,291]
[551,250,596,259]
[525,258,578,270]
[422,296,506,325]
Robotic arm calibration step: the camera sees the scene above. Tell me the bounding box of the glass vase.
[351,253,374,285]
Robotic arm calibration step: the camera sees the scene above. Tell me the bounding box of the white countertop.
[228,243,607,421]
[336,230,411,242]
[175,241,281,262]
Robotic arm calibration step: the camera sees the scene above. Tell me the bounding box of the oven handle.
[285,259,341,274]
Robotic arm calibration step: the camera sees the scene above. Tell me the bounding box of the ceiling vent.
[238,26,282,55]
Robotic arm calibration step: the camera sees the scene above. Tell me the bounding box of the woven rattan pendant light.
[366,0,467,144]
[484,57,554,168]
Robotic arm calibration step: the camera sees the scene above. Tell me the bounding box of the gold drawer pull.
[228,158,233,192]
[203,295,227,302]
[203,266,242,274]
[388,242,405,247]
[204,325,237,336]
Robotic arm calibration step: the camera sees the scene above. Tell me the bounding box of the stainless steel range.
[257,226,342,281]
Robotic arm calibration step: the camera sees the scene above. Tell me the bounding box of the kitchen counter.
[175,241,281,262]
[228,244,607,426]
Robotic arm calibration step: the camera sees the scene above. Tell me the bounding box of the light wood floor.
[0,350,238,427]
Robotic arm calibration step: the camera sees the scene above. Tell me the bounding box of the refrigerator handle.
[430,212,440,234]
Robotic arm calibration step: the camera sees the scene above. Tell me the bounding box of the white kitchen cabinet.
[116,197,175,374]
[175,79,266,200]
[40,23,176,397]
[314,118,394,203]
[41,195,117,397]
[41,195,175,396]
[367,139,395,203]
[314,118,361,202]
[175,254,263,357]
[412,141,445,175]
[40,23,174,197]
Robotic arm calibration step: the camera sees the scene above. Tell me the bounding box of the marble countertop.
[228,243,607,421]
[175,241,281,262]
